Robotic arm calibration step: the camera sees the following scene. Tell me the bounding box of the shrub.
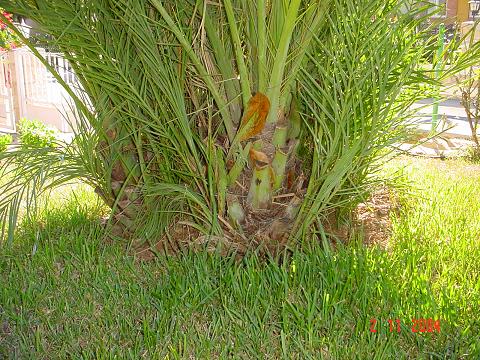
[18,118,57,148]
[0,133,12,152]
[454,30,480,153]
[1,0,480,247]
[0,8,21,51]
[464,145,480,163]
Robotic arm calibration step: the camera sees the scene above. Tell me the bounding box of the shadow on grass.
[1,170,479,358]
[1,219,478,358]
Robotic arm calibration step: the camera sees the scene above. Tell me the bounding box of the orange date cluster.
[370,318,441,333]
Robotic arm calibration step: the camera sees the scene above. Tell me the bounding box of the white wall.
[0,47,79,133]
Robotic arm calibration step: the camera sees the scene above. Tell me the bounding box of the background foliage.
[0,133,12,153]
[18,118,58,149]
[0,8,19,50]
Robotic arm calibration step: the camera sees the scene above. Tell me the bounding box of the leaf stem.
[224,0,252,107]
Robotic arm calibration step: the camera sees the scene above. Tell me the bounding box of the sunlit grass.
[0,157,479,358]
[388,157,480,342]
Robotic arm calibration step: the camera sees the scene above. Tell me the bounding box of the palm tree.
[0,0,476,252]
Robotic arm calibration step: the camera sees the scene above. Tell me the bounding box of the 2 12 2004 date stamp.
[370,318,441,333]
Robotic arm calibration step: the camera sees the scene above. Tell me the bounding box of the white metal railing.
[0,47,79,133]
[18,48,77,106]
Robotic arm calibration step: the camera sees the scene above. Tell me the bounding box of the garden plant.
[18,118,58,149]
[0,7,19,51]
[455,30,480,160]
[0,0,478,251]
[0,133,12,153]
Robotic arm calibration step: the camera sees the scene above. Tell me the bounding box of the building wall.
[445,0,471,23]
[457,0,470,22]
[447,0,459,20]
[0,48,77,133]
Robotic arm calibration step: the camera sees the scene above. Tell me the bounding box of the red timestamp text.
[369,318,440,333]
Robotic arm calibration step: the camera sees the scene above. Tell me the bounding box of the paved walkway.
[411,98,474,138]
[401,98,478,157]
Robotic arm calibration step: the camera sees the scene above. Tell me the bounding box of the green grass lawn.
[1,157,479,359]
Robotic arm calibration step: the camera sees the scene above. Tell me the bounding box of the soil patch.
[132,186,399,261]
[353,187,399,249]
[323,187,399,249]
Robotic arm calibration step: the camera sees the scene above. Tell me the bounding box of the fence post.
[7,49,24,132]
[432,23,445,132]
